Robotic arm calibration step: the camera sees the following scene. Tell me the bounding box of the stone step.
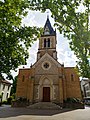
[27,102,62,109]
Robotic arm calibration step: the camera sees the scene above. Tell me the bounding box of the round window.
[43,62,49,69]
[42,61,51,70]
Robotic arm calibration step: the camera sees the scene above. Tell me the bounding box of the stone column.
[59,77,63,104]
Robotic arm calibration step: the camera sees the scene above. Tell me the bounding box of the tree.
[30,0,90,78]
[0,0,41,79]
[11,76,17,96]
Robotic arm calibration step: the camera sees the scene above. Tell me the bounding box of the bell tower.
[37,16,57,60]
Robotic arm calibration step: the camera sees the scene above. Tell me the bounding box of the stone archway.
[42,79,50,102]
[38,77,53,102]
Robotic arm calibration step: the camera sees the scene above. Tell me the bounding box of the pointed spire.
[43,15,56,36]
[47,11,49,19]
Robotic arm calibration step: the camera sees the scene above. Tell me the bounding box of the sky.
[22,10,77,66]
[1,0,89,81]
[11,10,78,78]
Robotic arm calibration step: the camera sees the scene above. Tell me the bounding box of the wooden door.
[43,87,50,102]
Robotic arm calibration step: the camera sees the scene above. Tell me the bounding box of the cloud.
[22,11,38,27]
[0,0,4,2]
[22,10,55,27]
[26,40,39,67]
[12,10,78,78]
[56,30,77,67]
[22,10,77,67]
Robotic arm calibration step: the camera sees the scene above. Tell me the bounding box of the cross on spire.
[47,11,49,19]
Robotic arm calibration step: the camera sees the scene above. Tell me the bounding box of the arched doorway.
[39,77,53,102]
[43,87,50,102]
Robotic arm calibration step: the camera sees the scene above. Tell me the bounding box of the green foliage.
[0,0,41,79]
[30,0,90,78]
[2,96,14,105]
[16,97,27,102]
[2,100,7,104]
[0,94,2,98]
[11,76,17,95]
[66,97,82,103]
[7,96,12,104]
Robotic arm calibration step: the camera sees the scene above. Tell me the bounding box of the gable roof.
[32,53,61,68]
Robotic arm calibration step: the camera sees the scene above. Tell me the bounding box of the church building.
[16,16,82,105]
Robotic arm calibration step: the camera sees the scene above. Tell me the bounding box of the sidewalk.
[0,105,90,120]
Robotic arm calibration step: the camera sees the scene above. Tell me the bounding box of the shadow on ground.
[0,106,77,118]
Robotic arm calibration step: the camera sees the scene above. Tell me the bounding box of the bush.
[2,100,7,104]
[16,97,27,102]
[2,96,14,105]
[0,94,2,106]
[7,97,12,104]
[11,97,29,107]
[0,94,2,98]
[7,95,15,105]
[66,97,81,103]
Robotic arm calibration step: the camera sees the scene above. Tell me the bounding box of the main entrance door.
[43,87,50,102]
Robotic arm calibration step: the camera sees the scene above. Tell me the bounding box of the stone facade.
[16,17,82,105]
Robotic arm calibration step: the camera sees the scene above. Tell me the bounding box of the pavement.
[0,105,90,120]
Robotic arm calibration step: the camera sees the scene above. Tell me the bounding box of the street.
[0,105,90,120]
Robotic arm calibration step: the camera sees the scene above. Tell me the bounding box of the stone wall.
[64,68,82,99]
[16,68,34,103]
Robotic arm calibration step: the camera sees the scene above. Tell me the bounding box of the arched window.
[44,38,50,48]
[48,38,50,47]
[71,74,74,81]
[44,38,46,47]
